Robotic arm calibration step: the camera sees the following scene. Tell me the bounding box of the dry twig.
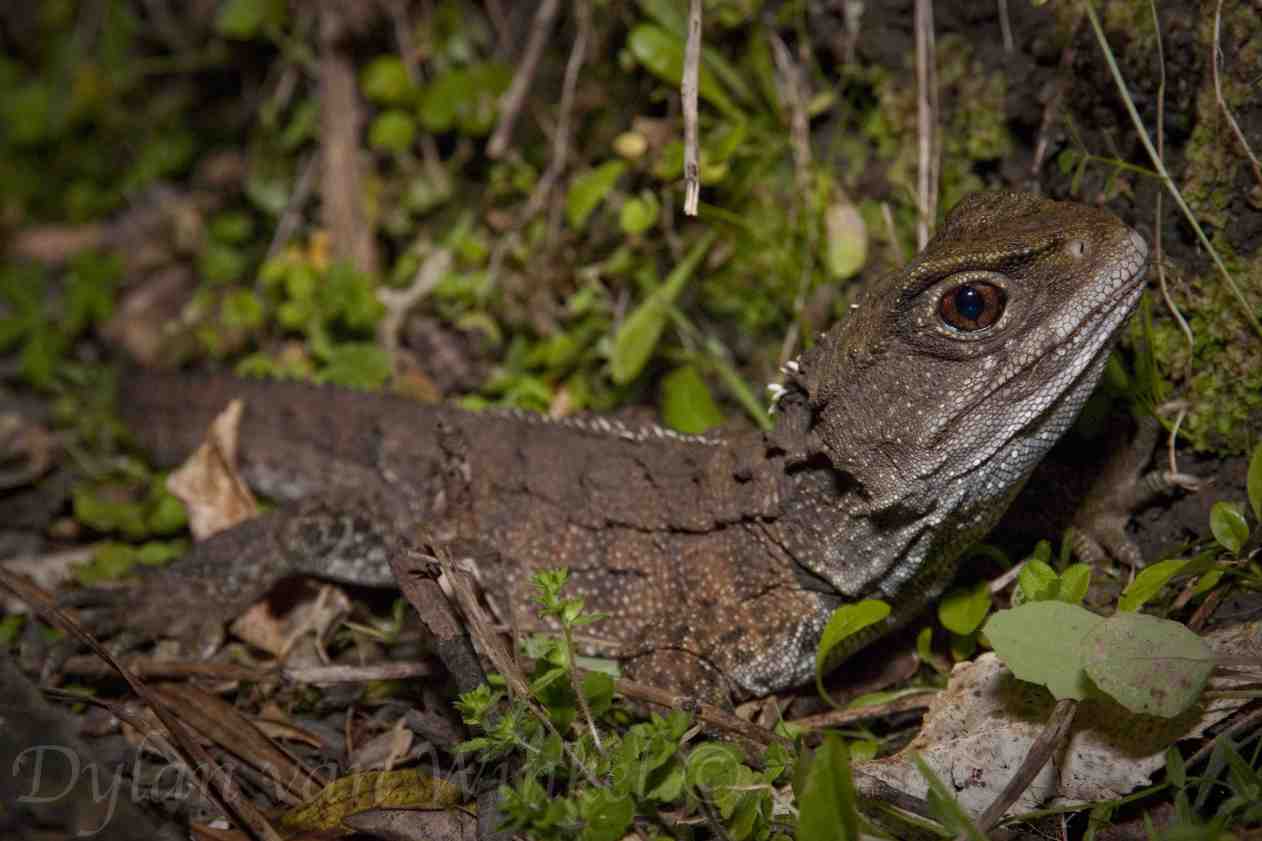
[318,6,378,275]
[682,0,703,216]
[486,0,562,160]
[914,0,939,249]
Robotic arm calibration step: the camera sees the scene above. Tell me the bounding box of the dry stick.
[1183,703,1262,771]
[1212,0,1262,191]
[485,0,589,290]
[790,691,935,732]
[0,570,283,841]
[264,152,316,261]
[58,655,280,682]
[544,0,592,243]
[431,549,604,788]
[610,676,789,752]
[486,0,561,160]
[767,30,815,367]
[377,248,452,355]
[682,0,702,216]
[997,0,1014,53]
[881,201,906,264]
[965,698,1079,839]
[1083,1,1262,340]
[914,0,938,249]
[318,6,378,275]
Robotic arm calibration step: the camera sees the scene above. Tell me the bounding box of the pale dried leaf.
[166,398,258,539]
[230,582,351,659]
[350,719,415,772]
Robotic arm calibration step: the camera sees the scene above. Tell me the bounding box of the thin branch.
[1212,0,1262,191]
[318,6,378,275]
[265,152,317,261]
[486,0,590,285]
[997,0,1014,53]
[768,29,815,366]
[486,0,561,160]
[791,690,935,732]
[682,0,702,215]
[914,0,938,248]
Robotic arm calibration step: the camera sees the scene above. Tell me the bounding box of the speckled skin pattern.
[110,192,1148,702]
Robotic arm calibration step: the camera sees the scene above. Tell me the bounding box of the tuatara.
[93,191,1152,701]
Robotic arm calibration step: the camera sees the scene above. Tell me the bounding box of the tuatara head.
[776,191,1149,597]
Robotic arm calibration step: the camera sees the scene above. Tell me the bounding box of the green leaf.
[984,602,1106,701]
[361,56,418,106]
[814,599,890,702]
[566,161,627,231]
[619,192,660,235]
[65,250,120,336]
[215,0,286,39]
[579,788,633,841]
[581,671,615,718]
[660,365,722,434]
[419,63,509,136]
[75,542,139,585]
[135,540,186,566]
[1058,564,1091,604]
[1118,557,1187,612]
[937,580,991,635]
[1082,612,1214,718]
[609,232,715,385]
[627,24,738,117]
[795,735,861,841]
[209,211,255,244]
[314,343,392,390]
[823,201,867,280]
[369,110,417,155]
[1210,501,1249,555]
[1248,442,1262,524]
[199,242,250,285]
[1017,559,1058,603]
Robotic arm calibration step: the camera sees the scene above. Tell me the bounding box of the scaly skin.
[99,192,1149,701]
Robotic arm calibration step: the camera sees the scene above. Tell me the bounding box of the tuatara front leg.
[67,493,407,656]
[1067,414,1201,567]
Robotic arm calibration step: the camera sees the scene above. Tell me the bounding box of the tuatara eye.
[939,281,1005,332]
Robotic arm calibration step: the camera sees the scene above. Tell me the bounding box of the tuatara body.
[103,192,1151,701]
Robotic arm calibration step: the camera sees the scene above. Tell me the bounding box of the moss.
[1180,1,1261,228]
[1151,241,1262,454]
[1147,1,1262,455]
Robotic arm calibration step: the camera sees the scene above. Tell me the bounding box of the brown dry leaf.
[166,398,257,539]
[152,684,323,805]
[350,719,414,772]
[254,708,326,750]
[230,583,352,660]
[280,769,463,835]
[855,621,1260,818]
